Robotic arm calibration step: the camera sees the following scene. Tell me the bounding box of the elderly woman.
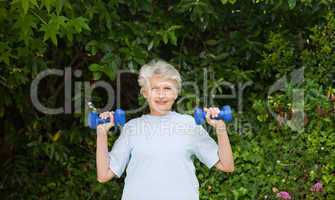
[96,59,234,200]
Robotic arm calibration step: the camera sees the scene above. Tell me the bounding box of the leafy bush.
[0,0,334,199]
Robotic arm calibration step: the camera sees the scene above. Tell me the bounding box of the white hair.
[138,59,182,95]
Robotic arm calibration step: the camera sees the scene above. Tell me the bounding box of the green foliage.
[0,0,334,199]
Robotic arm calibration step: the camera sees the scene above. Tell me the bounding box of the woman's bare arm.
[96,112,115,183]
[204,107,234,172]
[214,127,234,172]
[96,128,115,183]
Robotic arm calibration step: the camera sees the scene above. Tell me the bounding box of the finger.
[206,116,215,126]
[100,112,105,119]
[214,107,220,117]
[103,112,108,120]
[213,108,217,118]
[106,112,111,119]
[106,111,112,119]
[209,107,215,118]
[109,112,114,122]
[204,107,209,113]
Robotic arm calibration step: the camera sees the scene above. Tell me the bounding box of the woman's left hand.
[204,107,227,131]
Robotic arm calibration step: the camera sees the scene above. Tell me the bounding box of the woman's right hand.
[97,111,115,134]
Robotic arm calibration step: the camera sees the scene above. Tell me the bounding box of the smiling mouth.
[155,100,168,105]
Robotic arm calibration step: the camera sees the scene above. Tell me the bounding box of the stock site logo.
[267,68,305,132]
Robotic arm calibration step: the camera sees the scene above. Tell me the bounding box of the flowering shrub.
[276,191,292,200]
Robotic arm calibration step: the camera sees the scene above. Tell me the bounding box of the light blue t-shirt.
[108,111,220,200]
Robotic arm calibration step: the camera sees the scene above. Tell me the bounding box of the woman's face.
[142,74,178,115]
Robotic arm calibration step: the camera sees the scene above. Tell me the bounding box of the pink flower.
[276,191,292,200]
[310,181,323,192]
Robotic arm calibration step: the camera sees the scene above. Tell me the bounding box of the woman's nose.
[158,89,166,97]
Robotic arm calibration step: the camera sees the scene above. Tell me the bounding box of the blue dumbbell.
[87,102,126,129]
[194,105,233,125]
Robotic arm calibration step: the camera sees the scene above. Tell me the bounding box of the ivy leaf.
[206,39,218,46]
[147,41,154,51]
[0,51,11,65]
[41,0,54,13]
[90,63,115,80]
[85,40,98,56]
[102,63,116,80]
[89,63,103,80]
[19,0,38,15]
[64,17,90,41]
[93,72,102,80]
[157,25,181,45]
[21,0,30,14]
[88,63,103,72]
[288,0,296,9]
[55,0,64,15]
[169,31,177,46]
[220,0,228,4]
[70,17,91,32]
[40,15,67,45]
[14,15,37,45]
[101,52,113,63]
[0,42,12,65]
[162,33,168,44]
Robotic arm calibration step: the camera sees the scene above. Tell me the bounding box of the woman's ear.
[142,89,148,99]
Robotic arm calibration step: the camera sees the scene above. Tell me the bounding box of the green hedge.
[0,0,334,199]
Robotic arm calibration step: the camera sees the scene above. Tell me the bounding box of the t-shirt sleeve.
[191,124,220,169]
[108,124,132,178]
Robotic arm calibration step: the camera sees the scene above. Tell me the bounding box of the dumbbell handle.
[97,117,111,124]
